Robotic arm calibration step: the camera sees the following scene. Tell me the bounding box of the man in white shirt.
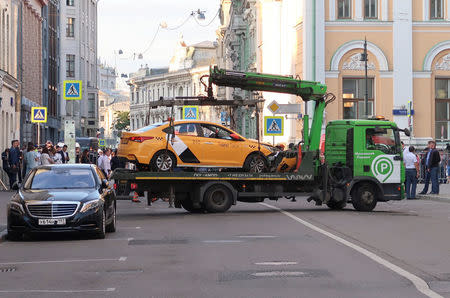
[97,149,111,178]
[403,146,419,200]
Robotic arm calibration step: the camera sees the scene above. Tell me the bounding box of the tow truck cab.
[325,118,405,203]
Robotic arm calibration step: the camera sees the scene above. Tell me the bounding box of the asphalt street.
[1,190,450,298]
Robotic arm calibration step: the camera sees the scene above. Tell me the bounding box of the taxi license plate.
[38,218,66,225]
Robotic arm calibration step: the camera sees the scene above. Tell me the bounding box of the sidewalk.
[417,181,450,202]
[0,190,13,241]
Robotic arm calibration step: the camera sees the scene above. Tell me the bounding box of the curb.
[417,194,450,204]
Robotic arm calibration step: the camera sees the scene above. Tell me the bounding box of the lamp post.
[360,37,369,118]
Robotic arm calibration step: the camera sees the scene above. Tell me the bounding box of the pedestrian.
[404,146,419,200]
[62,145,70,163]
[40,147,54,165]
[80,149,90,164]
[53,146,63,164]
[419,140,441,195]
[8,140,21,187]
[446,144,450,183]
[24,143,39,176]
[36,146,42,165]
[110,149,121,171]
[2,148,11,187]
[97,149,111,178]
[75,146,80,163]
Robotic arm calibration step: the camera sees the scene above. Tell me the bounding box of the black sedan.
[7,164,116,240]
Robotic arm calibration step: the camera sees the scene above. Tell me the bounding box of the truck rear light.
[113,183,117,190]
[130,183,138,190]
[129,136,154,142]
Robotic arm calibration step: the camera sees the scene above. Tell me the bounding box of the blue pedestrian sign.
[99,139,106,147]
[183,106,198,120]
[63,80,82,100]
[264,116,284,136]
[31,107,47,123]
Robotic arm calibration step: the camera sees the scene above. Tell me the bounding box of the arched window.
[178,87,183,97]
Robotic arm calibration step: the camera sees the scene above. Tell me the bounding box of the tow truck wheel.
[203,184,233,213]
[151,150,176,172]
[181,199,205,213]
[243,153,267,173]
[351,183,377,212]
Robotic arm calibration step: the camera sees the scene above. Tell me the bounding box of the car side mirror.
[230,133,242,141]
[11,182,20,191]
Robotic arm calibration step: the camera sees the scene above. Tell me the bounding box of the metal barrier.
[417,152,449,184]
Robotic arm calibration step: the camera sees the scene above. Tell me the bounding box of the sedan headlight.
[262,144,277,153]
[80,199,100,213]
[9,201,25,214]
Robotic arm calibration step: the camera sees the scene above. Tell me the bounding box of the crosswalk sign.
[99,139,106,147]
[183,106,198,120]
[264,116,284,136]
[31,107,47,123]
[63,80,82,100]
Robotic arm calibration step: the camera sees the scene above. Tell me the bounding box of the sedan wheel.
[244,154,267,173]
[95,209,106,239]
[152,151,175,172]
[106,206,116,233]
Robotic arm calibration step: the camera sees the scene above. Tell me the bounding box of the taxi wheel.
[151,150,176,172]
[243,153,267,173]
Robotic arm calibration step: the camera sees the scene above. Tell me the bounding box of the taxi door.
[170,123,202,165]
[197,124,242,167]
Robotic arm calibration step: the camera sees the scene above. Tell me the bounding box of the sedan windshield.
[24,168,96,190]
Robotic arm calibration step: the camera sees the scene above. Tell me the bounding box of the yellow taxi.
[118,120,276,172]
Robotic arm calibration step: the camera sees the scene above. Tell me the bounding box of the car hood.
[18,189,99,203]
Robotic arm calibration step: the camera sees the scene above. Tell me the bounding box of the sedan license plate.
[38,218,66,225]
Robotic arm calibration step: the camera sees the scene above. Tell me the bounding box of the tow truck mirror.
[230,133,242,141]
[403,128,411,137]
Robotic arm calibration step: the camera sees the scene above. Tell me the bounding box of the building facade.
[128,40,218,131]
[0,0,21,152]
[20,0,46,145]
[60,0,98,138]
[298,0,450,144]
[42,0,60,143]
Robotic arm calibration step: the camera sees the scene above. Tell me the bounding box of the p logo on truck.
[371,155,394,183]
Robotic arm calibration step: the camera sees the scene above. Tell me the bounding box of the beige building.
[98,89,129,146]
[128,40,218,131]
[219,0,450,144]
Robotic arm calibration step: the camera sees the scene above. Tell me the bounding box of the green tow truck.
[112,67,410,212]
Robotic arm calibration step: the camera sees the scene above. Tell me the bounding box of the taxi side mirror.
[230,133,242,141]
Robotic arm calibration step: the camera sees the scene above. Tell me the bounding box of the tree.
[111,111,130,136]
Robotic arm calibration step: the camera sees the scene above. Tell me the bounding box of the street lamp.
[360,37,369,118]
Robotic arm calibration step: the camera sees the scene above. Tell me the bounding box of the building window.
[435,78,450,140]
[66,54,75,77]
[88,93,95,118]
[100,100,104,107]
[337,0,351,19]
[364,0,377,19]
[66,0,74,6]
[100,115,105,122]
[430,0,443,19]
[66,17,75,37]
[342,78,374,119]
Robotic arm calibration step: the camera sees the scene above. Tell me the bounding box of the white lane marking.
[255,262,298,266]
[0,257,125,266]
[260,203,442,298]
[136,226,141,229]
[237,235,277,238]
[119,257,127,261]
[0,288,115,293]
[202,240,243,243]
[251,271,305,277]
[128,237,134,241]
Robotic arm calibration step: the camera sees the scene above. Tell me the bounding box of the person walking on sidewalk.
[24,143,39,176]
[419,140,441,195]
[8,140,21,187]
[404,146,419,199]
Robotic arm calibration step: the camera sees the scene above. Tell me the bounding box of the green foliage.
[112,111,130,136]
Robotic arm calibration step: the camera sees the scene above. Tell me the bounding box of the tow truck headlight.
[80,199,100,213]
[9,201,25,214]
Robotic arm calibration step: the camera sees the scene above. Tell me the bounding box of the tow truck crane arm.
[207,66,334,151]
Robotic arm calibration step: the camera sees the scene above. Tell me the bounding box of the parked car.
[7,164,116,240]
[117,121,277,172]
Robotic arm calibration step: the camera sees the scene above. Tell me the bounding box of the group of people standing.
[403,140,441,200]
[75,147,122,179]
[1,140,70,188]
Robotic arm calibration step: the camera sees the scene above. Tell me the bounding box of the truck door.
[360,127,402,184]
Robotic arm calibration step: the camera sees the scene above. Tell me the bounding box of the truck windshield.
[366,128,399,154]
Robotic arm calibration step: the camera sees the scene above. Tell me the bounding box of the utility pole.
[360,37,369,118]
